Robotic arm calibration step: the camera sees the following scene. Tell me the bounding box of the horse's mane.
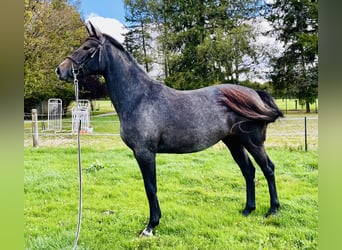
[87,33,127,54]
[102,34,126,52]
[100,33,147,73]
[219,85,283,123]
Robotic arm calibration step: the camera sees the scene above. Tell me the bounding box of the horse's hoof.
[265,210,277,217]
[140,228,153,237]
[241,207,255,217]
[265,205,280,217]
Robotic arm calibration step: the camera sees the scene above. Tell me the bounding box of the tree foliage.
[268,0,318,112]
[24,0,86,113]
[124,0,269,90]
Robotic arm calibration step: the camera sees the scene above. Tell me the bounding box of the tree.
[124,0,155,72]
[268,0,318,112]
[197,24,258,85]
[24,0,86,113]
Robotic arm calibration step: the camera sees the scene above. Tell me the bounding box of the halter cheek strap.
[67,47,100,66]
[67,38,104,67]
[91,47,99,59]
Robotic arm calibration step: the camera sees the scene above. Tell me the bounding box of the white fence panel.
[47,98,63,131]
[72,99,91,134]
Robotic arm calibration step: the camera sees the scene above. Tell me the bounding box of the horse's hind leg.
[243,141,280,217]
[223,136,256,216]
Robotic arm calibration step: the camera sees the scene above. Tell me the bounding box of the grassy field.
[24,106,318,249]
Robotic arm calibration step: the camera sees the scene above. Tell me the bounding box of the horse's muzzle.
[56,58,74,82]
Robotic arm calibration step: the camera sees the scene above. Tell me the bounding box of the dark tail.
[219,85,283,123]
[256,90,284,121]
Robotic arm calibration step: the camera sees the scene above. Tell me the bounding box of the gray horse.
[56,21,283,236]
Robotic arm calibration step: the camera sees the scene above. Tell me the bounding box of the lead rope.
[72,63,82,250]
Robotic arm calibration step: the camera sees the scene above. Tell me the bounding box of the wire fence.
[24,113,318,151]
[266,116,318,150]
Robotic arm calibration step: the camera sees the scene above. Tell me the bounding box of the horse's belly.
[157,128,226,154]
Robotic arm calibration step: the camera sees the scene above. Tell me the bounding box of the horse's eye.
[83,46,91,50]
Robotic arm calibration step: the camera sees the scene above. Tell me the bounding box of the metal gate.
[47,98,63,131]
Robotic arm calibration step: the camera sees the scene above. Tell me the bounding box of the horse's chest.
[119,117,160,150]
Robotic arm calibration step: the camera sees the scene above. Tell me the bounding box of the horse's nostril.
[55,67,60,76]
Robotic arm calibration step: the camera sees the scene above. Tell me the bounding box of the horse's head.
[56,21,105,82]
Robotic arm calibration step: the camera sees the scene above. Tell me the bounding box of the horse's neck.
[103,49,151,117]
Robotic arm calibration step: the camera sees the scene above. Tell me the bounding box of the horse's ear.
[86,21,104,41]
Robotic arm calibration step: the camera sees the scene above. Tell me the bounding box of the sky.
[79,0,127,43]
[79,0,125,23]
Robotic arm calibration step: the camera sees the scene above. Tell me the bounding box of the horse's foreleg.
[223,137,256,216]
[134,149,161,236]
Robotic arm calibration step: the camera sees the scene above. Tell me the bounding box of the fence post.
[304,116,307,152]
[32,109,39,148]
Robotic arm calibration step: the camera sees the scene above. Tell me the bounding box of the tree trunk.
[305,101,310,113]
[141,22,149,73]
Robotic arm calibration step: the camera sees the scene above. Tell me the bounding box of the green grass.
[24,102,318,249]
[24,133,317,249]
